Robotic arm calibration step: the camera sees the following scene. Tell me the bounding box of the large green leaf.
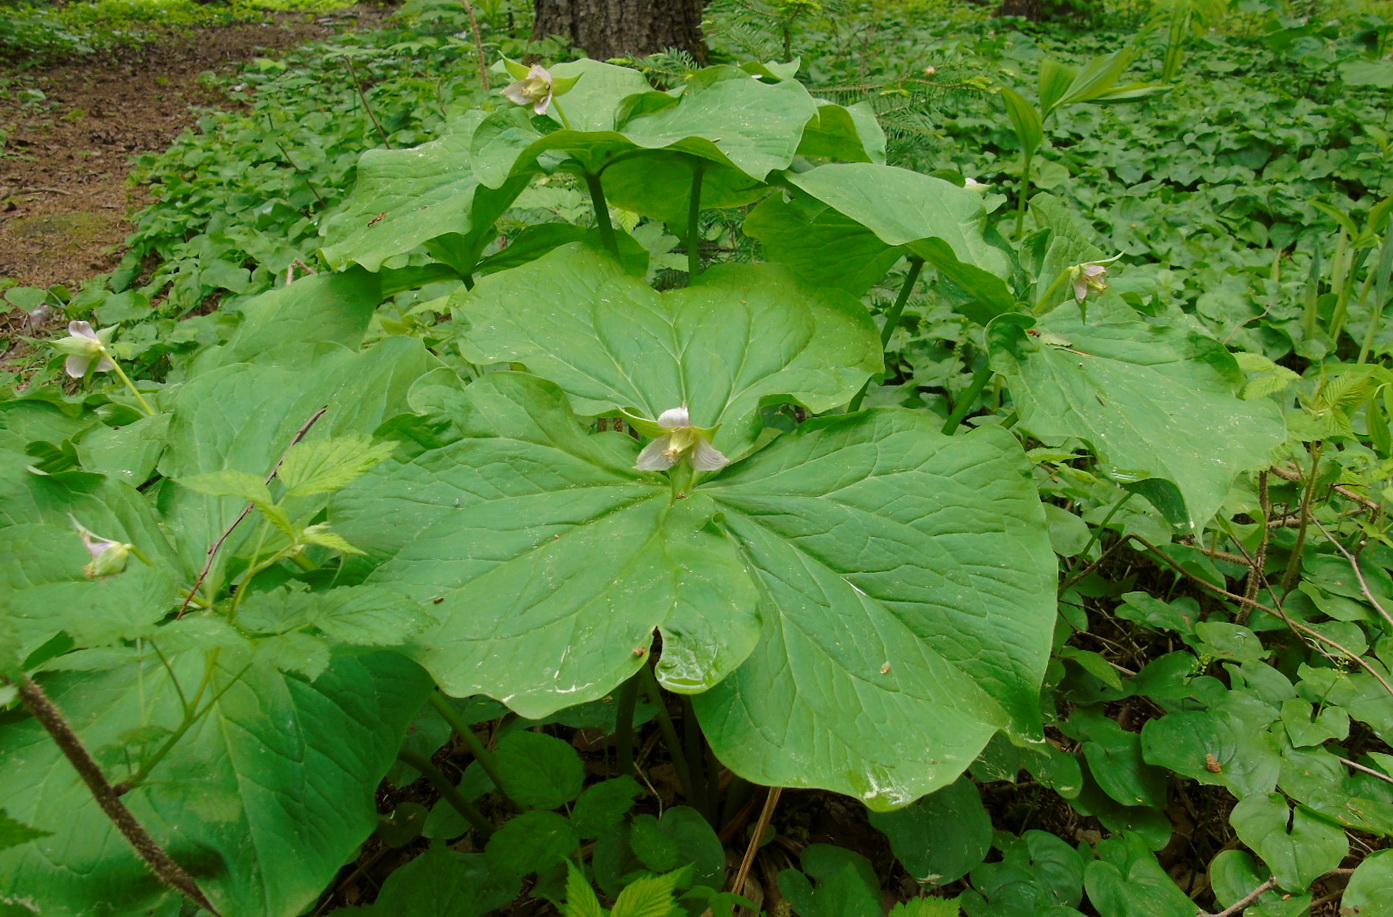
[452,243,882,458]
[0,648,430,916]
[783,163,1016,321]
[987,299,1286,529]
[319,113,528,274]
[694,411,1054,805]
[744,194,908,297]
[330,373,1054,806]
[472,67,818,189]
[331,372,760,712]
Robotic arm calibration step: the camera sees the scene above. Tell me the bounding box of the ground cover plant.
[2,0,1393,914]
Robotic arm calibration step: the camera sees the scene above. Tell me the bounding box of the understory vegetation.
[3,0,1393,914]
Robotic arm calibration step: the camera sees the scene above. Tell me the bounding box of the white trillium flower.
[502,64,556,115]
[54,321,116,378]
[635,406,730,472]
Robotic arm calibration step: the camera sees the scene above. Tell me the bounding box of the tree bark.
[533,0,708,65]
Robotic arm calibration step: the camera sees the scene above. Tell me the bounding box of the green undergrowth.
[0,0,359,64]
[2,1,1393,916]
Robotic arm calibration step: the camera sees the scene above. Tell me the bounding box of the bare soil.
[0,8,387,292]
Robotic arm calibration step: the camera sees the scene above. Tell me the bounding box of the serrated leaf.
[255,630,332,681]
[372,843,517,917]
[563,861,608,917]
[0,811,48,852]
[572,776,643,838]
[611,870,686,917]
[299,524,365,555]
[493,731,585,810]
[278,436,397,498]
[177,470,272,505]
[485,810,580,879]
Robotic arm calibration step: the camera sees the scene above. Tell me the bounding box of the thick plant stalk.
[13,676,221,916]
[583,171,620,258]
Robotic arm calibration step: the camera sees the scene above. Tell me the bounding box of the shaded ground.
[0,7,385,291]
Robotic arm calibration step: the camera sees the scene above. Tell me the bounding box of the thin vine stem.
[940,359,994,436]
[108,359,156,416]
[427,692,513,806]
[396,749,493,839]
[847,257,924,413]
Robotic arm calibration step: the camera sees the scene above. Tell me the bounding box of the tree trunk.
[533,0,708,65]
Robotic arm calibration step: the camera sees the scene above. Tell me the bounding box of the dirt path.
[0,8,385,292]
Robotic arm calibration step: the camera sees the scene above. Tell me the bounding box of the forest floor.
[0,6,387,292]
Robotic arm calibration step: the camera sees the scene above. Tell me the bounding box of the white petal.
[690,438,730,471]
[64,354,92,378]
[526,64,552,82]
[93,354,115,374]
[657,406,690,429]
[533,93,553,116]
[68,320,98,340]
[635,436,679,471]
[501,81,531,106]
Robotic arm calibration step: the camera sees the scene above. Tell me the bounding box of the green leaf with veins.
[319,112,529,275]
[1229,793,1349,891]
[329,371,1054,807]
[987,298,1286,529]
[451,243,882,461]
[779,163,1017,321]
[472,66,818,188]
[0,648,430,917]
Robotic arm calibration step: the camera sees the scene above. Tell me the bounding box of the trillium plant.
[3,56,1285,916]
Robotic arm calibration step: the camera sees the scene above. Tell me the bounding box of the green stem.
[687,159,706,281]
[106,357,156,417]
[1015,147,1034,239]
[583,170,619,258]
[427,693,511,803]
[1280,443,1322,594]
[613,670,640,778]
[551,97,573,131]
[941,360,995,435]
[847,257,924,414]
[1034,268,1074,314]
[682,694,709,817]
[1062,491,1135,590]
[637,665,694,804]
[397,749,493,839]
